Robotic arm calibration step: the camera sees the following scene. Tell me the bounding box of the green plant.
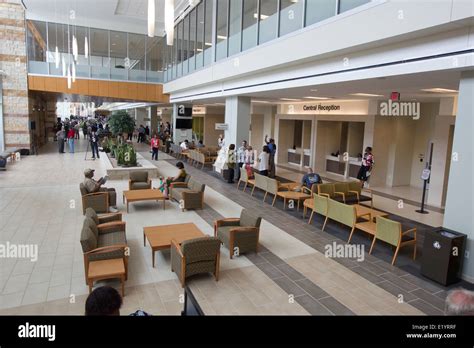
[116,144,137,167]
[108,110,135,137]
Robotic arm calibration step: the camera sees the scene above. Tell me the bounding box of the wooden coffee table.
[143,222,206,267]
[122,189,166,213]
[277,191,311,211]
[87,258,126,296]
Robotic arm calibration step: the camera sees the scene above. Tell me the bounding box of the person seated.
[180,140,189,152]
[301,167,322,189]
[196,140,205,148]
[156,162,188,197]
[445,288,474,315]
[83,168,118,213]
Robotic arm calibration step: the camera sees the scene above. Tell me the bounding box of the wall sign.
[192,106,206,115]
[215,123,229,131]
[281,101,369,115]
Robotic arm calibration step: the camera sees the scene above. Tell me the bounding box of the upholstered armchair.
[85,208,122,225]
[214,209,262,259]
[80,183,109,215]
[369,216,417,265]
[169,177,205,211]
[80,216,128,284]
[128,171,152,190]
[171,237,221,287]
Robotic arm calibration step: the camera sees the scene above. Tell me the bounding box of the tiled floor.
[0,140,459,315]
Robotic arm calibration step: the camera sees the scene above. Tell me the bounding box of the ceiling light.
[350,93,384,97]
[253,100,271,103]
[280,98,300,101]
[72,35,78,61]
[304,96,331,100]
[84,37,89,59]
[67,65,72,89]
[217,35,227,40]
[421,88,458,93]
[205,42,212,46]
[148,0,155,37]
[165,0,174,45]
[196,48,203,52]
[254,13,269,20]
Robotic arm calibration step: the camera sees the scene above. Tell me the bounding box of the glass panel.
[74,26,89,77]
[128,33,146,81]
[146,36,164,82]
[90,28,109,78]
[196,2,205,69]
[189,9,197,72]
[242,0,258,51]
[46,22,67,75]
[177,21,182,77]
[339,0,370,13]
[173,25,178,79]
[204,0,213,66]
[258,0,278,45]
[279,0,303,36]
[183,15,189,74]
[305,0,337,26]
[216,0,228,61]
[228,0,242,56]
[27,20,47,62]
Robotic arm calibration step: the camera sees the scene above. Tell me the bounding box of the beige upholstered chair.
[171,237,221,287]
[214,209,262,259]
[128,171,152,190]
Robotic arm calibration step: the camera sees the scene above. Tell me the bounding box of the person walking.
[56,127,66,153]
[151,134,160,161]
[226,144,236,183]
[90,128,100,160]
[67,127,75,153]
[265,135,277,178]
[257,145,270,176]
[236,140,247,182]
[357,146,374,188]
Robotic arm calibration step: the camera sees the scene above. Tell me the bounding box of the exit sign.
[391,92,400,101]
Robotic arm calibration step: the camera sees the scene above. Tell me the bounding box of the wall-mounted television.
[176,118,193,129]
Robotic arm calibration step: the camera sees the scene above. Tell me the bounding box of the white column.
[443,71,474,282]
[224,96,251,147]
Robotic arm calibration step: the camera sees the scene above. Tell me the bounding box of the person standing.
[244,145,255,178]
[226,144,236,184]
[67,127,75,153]
[236,140,247,182]
[90,128,100,160]
[265,135,277,178]
[82,122,88,139]
[257,145,270,176]
[357,146,374,188]
[151,134,160,161]
[218,134,225,148]
[145,126,150,139]
[56,127,66,153]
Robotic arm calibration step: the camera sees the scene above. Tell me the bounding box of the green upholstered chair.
[334,182,358,204]
[80,216,128,284]
[237,166,254,191]
[317,183,340,200]
[347,181,373,207]
[80,183,109,215]
[171,236,221,287]
[323,198,357,241]
[304,194,329,224]
[264,177,280,205]
[128,171,152,190]
[251,173,267,197]
[214,209,262,259]
[370,216,417,265]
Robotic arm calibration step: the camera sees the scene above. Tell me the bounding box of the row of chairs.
[186,149,215,169]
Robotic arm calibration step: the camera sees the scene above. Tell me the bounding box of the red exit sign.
[391,92,401,101]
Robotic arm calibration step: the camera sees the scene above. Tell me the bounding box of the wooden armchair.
[369,216,417,265]
[171,237,221,287]
[214,209,262,259]
[80,183,109,215]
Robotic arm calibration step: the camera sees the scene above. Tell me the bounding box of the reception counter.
[326,155,362,178]
[288,148,311,166]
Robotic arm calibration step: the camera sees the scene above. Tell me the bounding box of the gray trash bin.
[420,227,466,286]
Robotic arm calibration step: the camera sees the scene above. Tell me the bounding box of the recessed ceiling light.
[350,93,384,97]
[280,98,300,101]
[253,100,271,103]
[421,88,458,93]
[304,96,331,100]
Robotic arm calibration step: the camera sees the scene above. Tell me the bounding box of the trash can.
[420,227,466,286]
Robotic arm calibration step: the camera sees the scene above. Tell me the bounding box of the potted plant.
[108,110,135,144]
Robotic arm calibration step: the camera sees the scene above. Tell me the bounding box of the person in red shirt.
[151,134,160,161]
[67,127,75,153]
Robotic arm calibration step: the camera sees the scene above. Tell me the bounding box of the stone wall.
[0,0,30,150]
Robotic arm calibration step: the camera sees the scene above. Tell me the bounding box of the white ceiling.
[23,0,192,36]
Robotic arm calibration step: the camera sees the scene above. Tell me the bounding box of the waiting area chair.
[80,183,109,215]
[214,209,262,259]
[369,216,417,265]
[237,167,254,191]
[169,177,205,211]
[128,171,152,190]
[171,237,221,287]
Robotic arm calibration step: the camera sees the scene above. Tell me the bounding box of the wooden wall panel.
[27,76,169,103]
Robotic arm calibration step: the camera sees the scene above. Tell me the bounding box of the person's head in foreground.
[85,286,122,316]
[176,161,185,170]
[445,288,474,315]
[306,167,314,174]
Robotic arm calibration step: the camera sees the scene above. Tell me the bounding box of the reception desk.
[326,155,362,177]
[288,148,311,167]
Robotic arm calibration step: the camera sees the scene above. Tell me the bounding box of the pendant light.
[84,36,89,59]
[67,65,72,89]
[62,56,66,76]
[72,35,78,61]
[72,62,76,82]
[165,0,174,45]
[148,0,155,37]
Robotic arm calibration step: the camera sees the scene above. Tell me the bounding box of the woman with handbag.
[357,147,374,188]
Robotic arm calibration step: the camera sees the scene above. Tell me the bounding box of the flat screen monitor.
[176,118,193,129]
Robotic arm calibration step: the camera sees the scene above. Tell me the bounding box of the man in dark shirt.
[302,167,322,189]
